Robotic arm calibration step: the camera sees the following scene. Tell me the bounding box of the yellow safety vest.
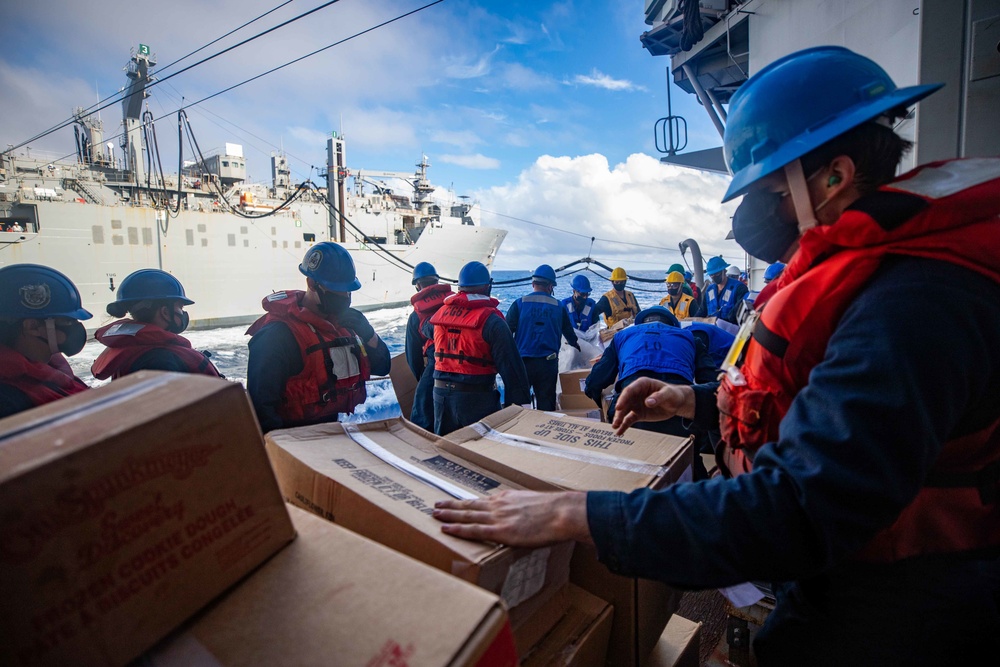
[603,289,639,327]
[659,293,695,320]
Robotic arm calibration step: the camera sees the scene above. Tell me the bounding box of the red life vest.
[0,346,89,409]
[246,290,370,424]
[410,283,453,354]
[430,292,503,376]
[717,158,1000,562]
[91,319,222,380]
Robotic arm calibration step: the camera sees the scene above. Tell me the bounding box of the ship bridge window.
[243,240,249,248]
[128,227,139,245]
[222,161,230,168]
[142,228,153,245]
[112,235,124,246]
[111,219,122,230]
[303,233,316,242]
[92,226,105,244]
[197,224,206,233]
[186,230,195,246]
[228,234,236,246]
[201,238,208,247]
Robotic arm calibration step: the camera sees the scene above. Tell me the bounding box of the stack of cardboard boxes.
[1,371,698,666]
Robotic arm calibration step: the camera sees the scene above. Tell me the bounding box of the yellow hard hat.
[610,267,627,281]
[665,271,685,284]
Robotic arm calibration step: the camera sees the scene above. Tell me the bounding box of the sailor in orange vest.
[591,267,640,327]
[246,242,390,432]
[659,271,698,319]
[91,269,222,380]
[431,47,1000,665]
[405,262,452,431]
[0,264,91,419]
[430,261,530,435]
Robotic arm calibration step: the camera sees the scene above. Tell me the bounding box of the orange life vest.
[717,158,1000,562]
[0,346,88,410]
[603,289,639,327]
[430,292,502,376]
[91,319,222,380]
[246,290,370,424]
[410,283,453,354]
[660,293,696,319]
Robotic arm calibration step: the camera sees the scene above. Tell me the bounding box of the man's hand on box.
[433,490,592,548]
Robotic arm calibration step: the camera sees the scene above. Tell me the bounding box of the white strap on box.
[468,423,666,477]
[342,424,478,501]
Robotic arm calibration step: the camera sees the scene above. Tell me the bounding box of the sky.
[1,0,744,271]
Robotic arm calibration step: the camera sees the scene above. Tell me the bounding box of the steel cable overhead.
[4,0,346,155]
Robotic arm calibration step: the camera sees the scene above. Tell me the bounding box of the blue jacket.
[585,256,1000,664]
[561,296,597,332]
[685,322,735,368]
[616,324,696,383]
[507,292,578,358]
[704,278,748,322]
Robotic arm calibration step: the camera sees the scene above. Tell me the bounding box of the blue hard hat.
[111,269,194,309]
[299,242,362,291]
[532,264,557,285]
[411,261,438,285]
[635,306,679,328]
[0,264,92,320]
[570,274,592,293]
[458,261,491,288]
[722,46,943,202]
[705,256,729,276]
[683,270,693,281]
[764,262,786,282]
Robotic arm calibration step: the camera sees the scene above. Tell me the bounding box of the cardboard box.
[559,392,601,411]
[141,505,518,667]
[521,584,614,667]
[558,409,602,422]
[389,352,418,421]
[265,418,573,634]
[0,372,295,667]
[439,407,693,666]
[559,369,592,396]
[646,615,701,667]
[599,318,633,344]
[441,407,692,493]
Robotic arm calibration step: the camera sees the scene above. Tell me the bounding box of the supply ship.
[0,45,506,329]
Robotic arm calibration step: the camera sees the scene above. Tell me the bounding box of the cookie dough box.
[0,372,295,667]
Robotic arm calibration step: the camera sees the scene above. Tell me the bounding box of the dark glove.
[339,308,376,344]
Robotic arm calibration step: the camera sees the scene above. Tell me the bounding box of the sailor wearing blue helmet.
[405,262,453,431]
[702,256,748,323]
[0,264,91,418]
[561,274,597,332]
[433,46,1000,666]
[246,242,390,432]
[429,261,530,435]
[506,264,580,411]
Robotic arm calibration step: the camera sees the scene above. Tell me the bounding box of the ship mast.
[121,44,156,185]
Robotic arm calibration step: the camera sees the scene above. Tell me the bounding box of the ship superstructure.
[0,45,506,329]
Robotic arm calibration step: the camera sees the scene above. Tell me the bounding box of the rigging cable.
[4,0,347,155]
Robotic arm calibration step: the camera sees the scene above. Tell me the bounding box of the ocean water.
[67,269,674,421]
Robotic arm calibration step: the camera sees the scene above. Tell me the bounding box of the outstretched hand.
[433,490,593,548]
[611,378,696,435]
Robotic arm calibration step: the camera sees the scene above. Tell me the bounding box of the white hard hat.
[726,265,741,277]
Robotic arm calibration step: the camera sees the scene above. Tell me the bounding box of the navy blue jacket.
[685,322,736,368]
[561,296,598,332]
[704,278,748,323]
[507,292,578,358]
[586,256,1000,664]
[405,311,431,379]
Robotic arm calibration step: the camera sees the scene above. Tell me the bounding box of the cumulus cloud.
[440,153,501,169]
[476,153,742,270]
[568,69,645,92]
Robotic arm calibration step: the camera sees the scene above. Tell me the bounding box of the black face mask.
[612,281,626,292]
[56,321,88,356]
[732,190,801,264]
[318,290,351,317]
[666,285,681,296]
[573,293,589,305]
[165,309,190,335]
[711,272,727,286]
